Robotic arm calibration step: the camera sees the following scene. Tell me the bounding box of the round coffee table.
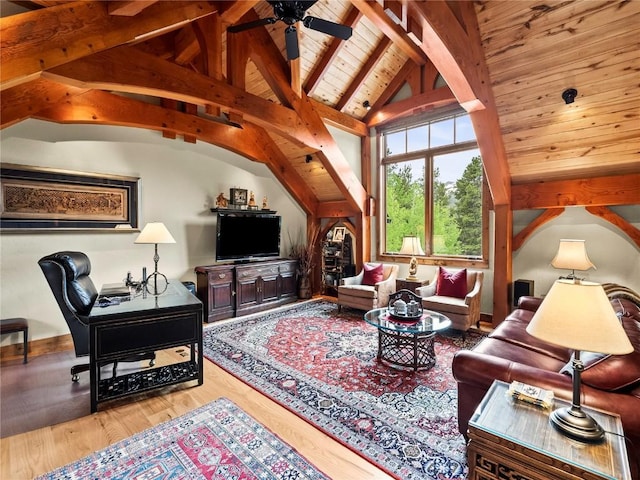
[364,307,451,371]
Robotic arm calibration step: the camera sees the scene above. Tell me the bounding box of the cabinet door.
[236,275,259,310]
[196,267,234,322]
[208,269,234,315]
[260,274,279,302]
[279,260,297,294]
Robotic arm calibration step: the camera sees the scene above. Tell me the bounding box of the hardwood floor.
[1,343,394,479]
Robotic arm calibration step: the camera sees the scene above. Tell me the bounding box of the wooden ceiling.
[1,0,639,217]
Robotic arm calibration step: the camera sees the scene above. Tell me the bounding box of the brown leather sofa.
[452,291,640,476]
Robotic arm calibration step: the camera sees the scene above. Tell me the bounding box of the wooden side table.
[396,278,428,293]
[467,380,631,480]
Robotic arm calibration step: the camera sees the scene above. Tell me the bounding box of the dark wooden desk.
[88,281,203,413]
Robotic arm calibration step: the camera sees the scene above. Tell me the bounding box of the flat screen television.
[216,213,281,262]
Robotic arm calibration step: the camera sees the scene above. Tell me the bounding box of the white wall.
[513,206,640,297]
[0,120,307,343]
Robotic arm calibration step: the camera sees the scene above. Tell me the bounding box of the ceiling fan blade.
[302,16,352,40]
[228,17,277,33]
[285,25,300,60]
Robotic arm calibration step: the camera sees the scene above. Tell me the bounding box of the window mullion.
[425,154,433,256]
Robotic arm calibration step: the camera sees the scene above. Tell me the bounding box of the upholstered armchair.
[416,268,483,331]
[337,263,399,312]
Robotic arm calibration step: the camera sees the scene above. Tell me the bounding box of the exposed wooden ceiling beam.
[310,99,367,137]
[33,89,319,214]
[408,1,482,109]
[225,11,366,137]
[383,0,405,28]
[169,1,261,68]
[0,77,87,129]
[335,37,391,112]
[108,1,158,16]
[457,1,510,207]
[512,208,565,251]
[226,26,251,125]
[0,1,218,90]
[193,14,223,116]
[366,86,457,128]
[42,46,304,141]
[217,0,261,25]
[243,25,368,214]
[290,56,302,98]
[173,24,200,65]
[363,58,416,123]
[585,206,640,250]
[350,0,427,65]
[304,6,362,94]
[316,201,359,218]
[512,174,640,210]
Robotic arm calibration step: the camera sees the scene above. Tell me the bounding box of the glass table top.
[364,307,451,334]
[469,380,631,480]
[89,280,201,319]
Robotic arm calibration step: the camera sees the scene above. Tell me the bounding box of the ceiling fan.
[227,1,353,61]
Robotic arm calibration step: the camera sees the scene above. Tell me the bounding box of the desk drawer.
[207,268,234,285]
[95,313,199,357]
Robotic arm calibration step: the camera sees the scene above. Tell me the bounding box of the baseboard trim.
[0,333,73,363]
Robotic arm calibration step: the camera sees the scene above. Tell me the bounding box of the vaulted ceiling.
[1,0,639,219]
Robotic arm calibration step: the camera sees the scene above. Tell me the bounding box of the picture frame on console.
[230,188,248,206]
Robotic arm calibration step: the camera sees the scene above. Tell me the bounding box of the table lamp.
[135,222,176,295]
[526,279,632,442]
[551,239,595,279]
[399,235,424,281]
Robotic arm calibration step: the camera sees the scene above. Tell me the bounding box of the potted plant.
[289,225,320,299]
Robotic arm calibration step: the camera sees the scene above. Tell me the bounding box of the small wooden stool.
[0,318,28,363]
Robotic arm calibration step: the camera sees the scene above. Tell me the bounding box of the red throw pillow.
[436,267,467,299]
[362,263,384,286]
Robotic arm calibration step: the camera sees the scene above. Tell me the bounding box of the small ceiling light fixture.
[363,100,371,111]
[562,88,578,104]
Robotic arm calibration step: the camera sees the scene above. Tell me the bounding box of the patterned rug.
[37,397,328,480]
[203,300,485,480]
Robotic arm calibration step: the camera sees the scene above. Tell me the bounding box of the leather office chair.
[38,251,154,382]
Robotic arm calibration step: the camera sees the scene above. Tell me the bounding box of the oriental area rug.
[37,397,328,480]
[203,300,485,480]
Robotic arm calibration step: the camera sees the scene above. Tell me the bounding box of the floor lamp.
[135,222,176,295]
[526,279,632,442]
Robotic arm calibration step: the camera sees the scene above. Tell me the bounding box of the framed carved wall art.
[0,164,140,232]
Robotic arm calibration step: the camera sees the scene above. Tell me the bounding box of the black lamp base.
[549,406,605,443]
[145,271,169,296]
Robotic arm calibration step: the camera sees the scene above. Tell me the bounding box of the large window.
[380,111,487,262]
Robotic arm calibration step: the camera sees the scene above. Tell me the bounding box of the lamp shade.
[399,236,425,255]
[135,222,176,244]
[526,280,632,355]
[551,239,595,271]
